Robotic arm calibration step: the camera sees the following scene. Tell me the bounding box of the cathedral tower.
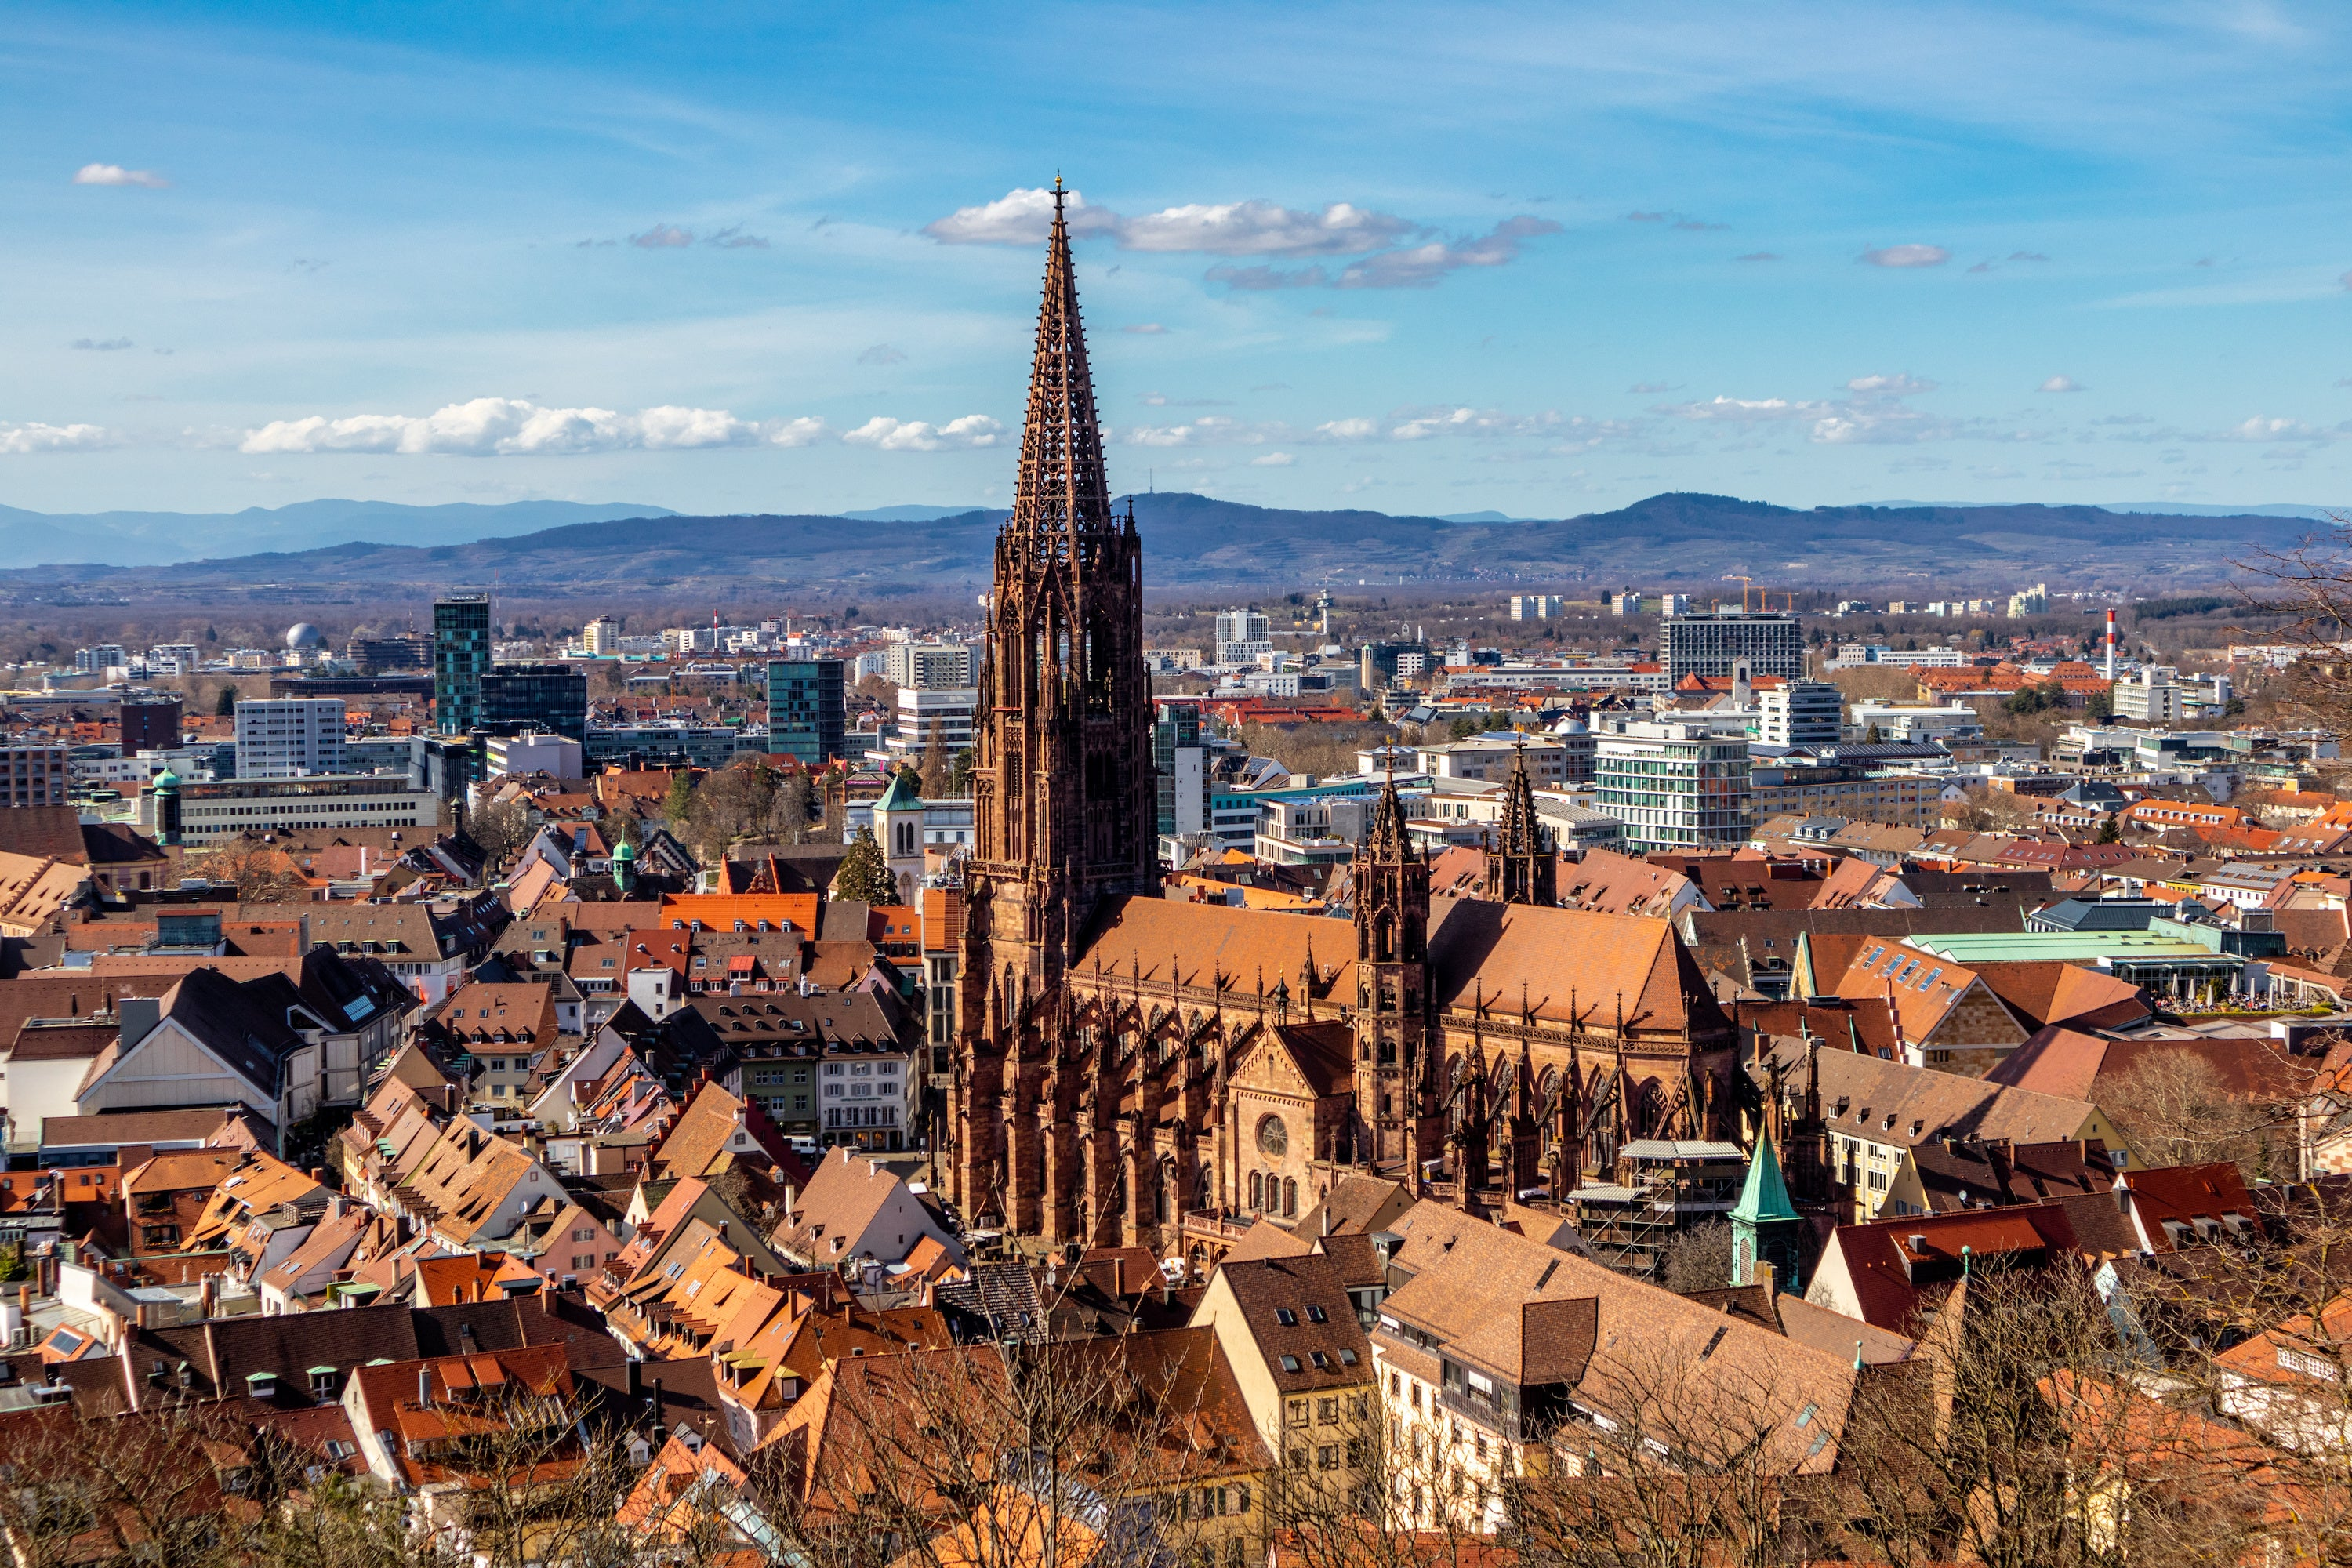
[952,183,1159,1236]
[1482,742,1555,906]
[1351,773,1440,1173]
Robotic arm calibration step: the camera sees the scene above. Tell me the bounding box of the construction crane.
[1720,575,1794,612]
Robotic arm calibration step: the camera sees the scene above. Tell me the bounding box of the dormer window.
[1275,1308,1297,1327]
[1305,1305,1327,1323]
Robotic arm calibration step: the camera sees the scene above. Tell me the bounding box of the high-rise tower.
[953,183,1159,1237]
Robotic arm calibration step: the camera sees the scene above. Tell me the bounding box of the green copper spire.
[1730,1134,1806,1291]
[1732,1133,1798,1226]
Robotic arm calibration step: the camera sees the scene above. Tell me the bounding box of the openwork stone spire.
[1483,742,1557,906]
[1014,180,1117,540]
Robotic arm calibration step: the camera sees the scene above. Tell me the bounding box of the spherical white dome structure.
[284,622,325,650]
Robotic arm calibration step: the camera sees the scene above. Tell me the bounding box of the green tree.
[833,826,898,905]
[663,770,695,824]
[2096,813,2122,844]
[948,746,977,798]
[2087,691,2114,722]
[215,683,238,717]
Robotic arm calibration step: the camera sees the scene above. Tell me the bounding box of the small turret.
[152,767,183,847]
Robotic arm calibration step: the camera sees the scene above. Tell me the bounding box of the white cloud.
[766,417,829,448]
[629,226,695,249]
[1118,201,1416,256]
[71,337,135,351]
[2039,375,2085,393]
[1123,323,1169,335]
[1810,408,1968,444]
[238,397,822,456]
[1335,217,1561,289]
[1661,395,1829,422]
[0,422,115,454]
[1120,416,1256,448]
[858,343,906,365]
[925,188,1410,256]
[1860,244,1949,268]
[73,162,167,188]
[921,188,1120,246]
[841,414,1004,452]
[1250,452,1297,466]
[1314,417,1381,441]
[1848,374,1937,395]
[927,188,1556,289]
[2224,416,2332,443]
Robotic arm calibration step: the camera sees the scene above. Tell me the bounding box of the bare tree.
[187,840,314,901]
[466,799,535,873]
[768,768,814,844]
[2234,524,2352,746]
[1656,1221,1733,1294]
[2101,1047,2300,1181]
[742,1337,1254,1568]
[919,720,949,797]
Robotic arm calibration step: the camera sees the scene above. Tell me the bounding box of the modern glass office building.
[765,659,845,767]
[481,662,589,741]
[432,595,492,736]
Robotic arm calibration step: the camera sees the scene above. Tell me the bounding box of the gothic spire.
[1496,742,1543,858]
[1014,180,1117,539]
[1482,738,1556,906]
[1366,764,1413,862]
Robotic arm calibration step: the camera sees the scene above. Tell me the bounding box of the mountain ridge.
[0,497,677,566]
[0,491,2318,599]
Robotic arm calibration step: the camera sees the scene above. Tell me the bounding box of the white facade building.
[818,1046,918,1152]
[1756,681,1846,748]
[234,698,346,779]
[1592,717,1753,852]
[1214,608,1273,666]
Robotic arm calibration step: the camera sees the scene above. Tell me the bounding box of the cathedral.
[947,188,1741,1261]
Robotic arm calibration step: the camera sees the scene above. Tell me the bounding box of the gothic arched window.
[1249,1171,1264,1210]
[1283,1178,1298,1218]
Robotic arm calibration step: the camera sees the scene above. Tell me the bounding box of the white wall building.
[818,1045,918,1152]
[1756,681,1846,748]
[1592,717,1753,852]
[234,698,346,779]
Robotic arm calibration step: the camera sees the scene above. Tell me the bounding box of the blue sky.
[6,1,2351,519]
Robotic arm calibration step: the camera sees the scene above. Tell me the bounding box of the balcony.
[1181,1210,1254,1243]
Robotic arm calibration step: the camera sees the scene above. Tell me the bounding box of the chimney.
[418,1368,433,1406]
[118,996,162,1050]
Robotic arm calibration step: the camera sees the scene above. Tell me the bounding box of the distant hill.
[0,491,2323,600]
[1875,499,2346,523]
[838,504,990,522]
[0,498,676,567]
